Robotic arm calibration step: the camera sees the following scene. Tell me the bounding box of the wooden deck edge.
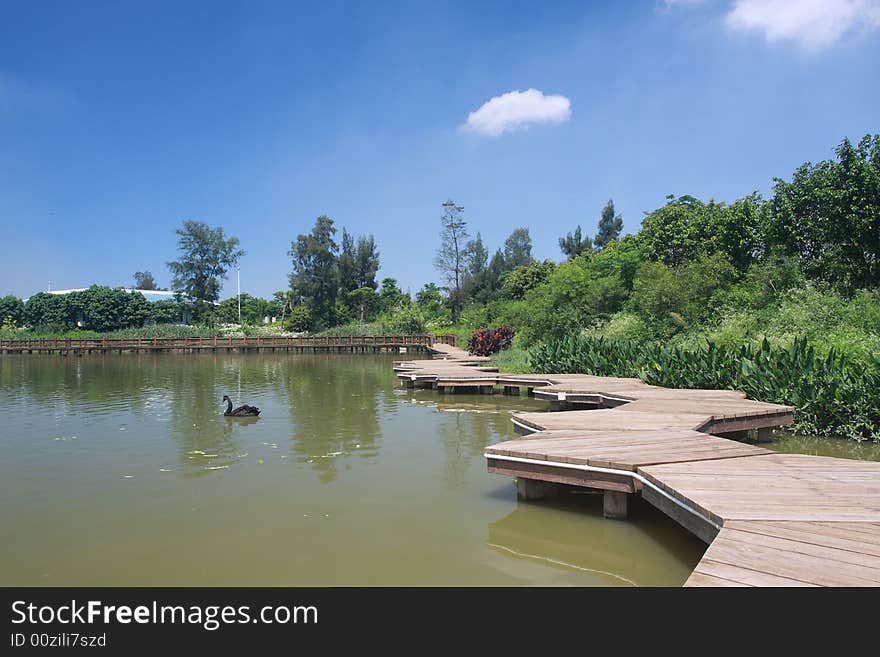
[641,486,719,545]
[487,459,637,493]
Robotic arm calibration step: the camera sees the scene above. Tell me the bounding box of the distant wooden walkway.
[396,344,880,587]
[0,334,457,356]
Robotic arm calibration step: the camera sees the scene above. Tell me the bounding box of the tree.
[150,299,183,324]
[487,249,507,299]
[274,290,296,329]
[133,271,158,290]
[337,230,357,294]
[715,193,769,271]
[216,293,269,324]
[503,227,533,270]
[121,290,151,328]
[627,253,737,336]
[638,194,764,271]
[338,230,380,318]
[517,254,627,345]
[24,286,152,331]
[167,221,244,314]
[354,235,380,291]
[415,283,444,314]
[24,292,71,328]
[289,215,339,327]
[462,233,491,304]
[348,287,378,321]
[73,286,150,331]
[286,304,313,332]
[768,134,880,292]
[378,277,408,313]
[501,260,556,300]
[434,200,468,323]
[595,199,623,250]
[0,295,25,327]
[638,195,707,267]
[559,226,592,260]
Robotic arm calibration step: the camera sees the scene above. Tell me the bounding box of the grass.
[489,345,531,372]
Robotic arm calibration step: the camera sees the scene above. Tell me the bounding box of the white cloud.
[725,0,880,50]
[462,89,572,137]
[661,0,707,8]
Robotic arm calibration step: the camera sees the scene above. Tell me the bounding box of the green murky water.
[767,431,880,460]
[0,353,713,586]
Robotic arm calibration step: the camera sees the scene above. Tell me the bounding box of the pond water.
[0,353,710,586]
[767,431,880,460]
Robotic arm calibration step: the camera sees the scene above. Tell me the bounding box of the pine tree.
[595,199,623,250]
[558,226,592,259]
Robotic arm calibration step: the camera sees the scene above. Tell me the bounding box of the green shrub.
[586,312,650,342]
[500,260,556,300]
[0,295,25,326]
[382,305,426,334]
[286,305,313,332]
[150,299,185,324]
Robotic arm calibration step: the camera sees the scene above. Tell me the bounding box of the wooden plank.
[701,529,880,587]
[688,559,816,587]
[684,571,753,587]
[720,527,880,572]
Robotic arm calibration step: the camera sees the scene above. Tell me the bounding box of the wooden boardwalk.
[0,334,457,355]
[398,343,880,587]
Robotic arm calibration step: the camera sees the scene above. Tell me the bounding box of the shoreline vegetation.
[2,134,879,440]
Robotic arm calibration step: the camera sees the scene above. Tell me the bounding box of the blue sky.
[2,0,879,300]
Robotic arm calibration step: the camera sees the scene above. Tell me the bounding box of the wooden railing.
[0,334,458,352]
[432,333,458,347]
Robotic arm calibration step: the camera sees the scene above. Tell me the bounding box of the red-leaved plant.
[467,325,514,356]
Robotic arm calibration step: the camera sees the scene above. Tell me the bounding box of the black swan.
[223,395,260,417]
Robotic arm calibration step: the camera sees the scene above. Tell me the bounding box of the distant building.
[45,288,180,303]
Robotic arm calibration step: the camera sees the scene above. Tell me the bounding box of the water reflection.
[487,494,704,587]
[161,357,248,477]
[282,355,384,483]
[402,391,545,490]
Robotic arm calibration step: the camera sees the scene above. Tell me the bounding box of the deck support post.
[603,490,628,519]
[516,477,562,501]
[756,427,774,443]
